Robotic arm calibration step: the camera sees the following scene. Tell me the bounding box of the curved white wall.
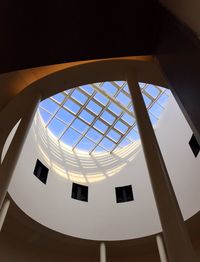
[8,94,200,241]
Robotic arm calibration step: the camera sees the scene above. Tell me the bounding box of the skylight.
[39,81,170,154]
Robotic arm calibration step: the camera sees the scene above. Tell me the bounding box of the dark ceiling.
[0,1,163,73]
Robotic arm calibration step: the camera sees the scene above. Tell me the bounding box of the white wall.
[8,94,200,241]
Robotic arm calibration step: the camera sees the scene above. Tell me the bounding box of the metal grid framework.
[39,81,170,154]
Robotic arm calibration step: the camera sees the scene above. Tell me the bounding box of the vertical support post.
[0,199,10,231]
[0,93,41,209]
[156,234,168,262]
[100,242,106,262]
[127,74,198,262]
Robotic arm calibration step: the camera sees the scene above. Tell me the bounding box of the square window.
[126,129,140,142]
[119,138,131,148]
[107,129,121,143]
[71,89,88,104]
[51,93,65,104]
[115,185,134,203]
[149,103,164,118]
[48,118,66,137]
[79,110,95,124]
[86,128,103,143]
[123,84,130,94]
[33,159,49,184]
[145,84,160,98]
[56,108,75,125]
[60,128,82,147]
[114,81,124,87]
[79,85,94,95]
[108,103,122,116]
[71,183,88,202]
[142,94,151,107]
[64,99,80,114]
[38,108,53,124]
[87,100,102,115]
[40,99,59,114]
[94,92,109,106]
[157,93,169,107]
[102,82,118,96]
[94,120,109,134]
[114,121,128,134]
[75,137,96,152]
[121,113,135,126]
[189,134,200,157]
[116,92,131,106]
[101,111,116,125]
[99,137,116,151]
[71,118,89,133]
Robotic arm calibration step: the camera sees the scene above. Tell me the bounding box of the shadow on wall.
[33,112,142,184]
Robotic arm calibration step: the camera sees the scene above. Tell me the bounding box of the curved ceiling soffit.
[0,58,167,164]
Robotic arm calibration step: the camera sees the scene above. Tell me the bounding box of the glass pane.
[60,128,81,147]
[71,89,88,104]
[99,137,116,151]
[119,138,131,147]
[86,128,103,143]
[138,82,145,89]
[79,85,94,95]
[79,110,95,124]
[64,99,81,114]
[148,112,158,126]
[157,93,169,107]
[71,118,89,133]
[108,103,122,116]
[121,113,135,125]
[142,94,151,107]
[114,120,128,134]
[149,103,164,118]
[101,111,116,125]
[38,108,53,124]
[114,81,124,87]
[94,92,109,106]
[126,129,140,142]
[56,108,75,125]
[40,99,59,114]
[123,84,130,94]
[75,137,96,152]
[51,93,65,104]
[116,92,131,106]
[93,120,109,134]
[102,82,118,96]
[86,100,102,115]
[48,118,66,137]
[107,129,121,143]
[145,84,160,98]
[92,146,107,154]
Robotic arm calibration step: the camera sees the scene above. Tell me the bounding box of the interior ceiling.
[0,0,162,73]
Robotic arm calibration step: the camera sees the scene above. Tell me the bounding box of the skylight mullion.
[90,108,123,154]
[91,82,136,119]
[45,94,69,127]
[58,90,98,141]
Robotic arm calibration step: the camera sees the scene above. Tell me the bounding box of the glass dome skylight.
[39,81,170,154]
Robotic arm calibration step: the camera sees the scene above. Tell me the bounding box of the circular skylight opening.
[38,81,170,154]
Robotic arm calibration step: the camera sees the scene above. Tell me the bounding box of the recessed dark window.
[189,134,200,157]
[71,183,88,202]
[115,185,134,203]
[33,159,49,184]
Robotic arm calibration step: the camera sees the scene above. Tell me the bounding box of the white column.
[0,199,10,231]
[127,74,198,262]
[0,93,41,209]
[156,234,168,262]
[100,242,106,262]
